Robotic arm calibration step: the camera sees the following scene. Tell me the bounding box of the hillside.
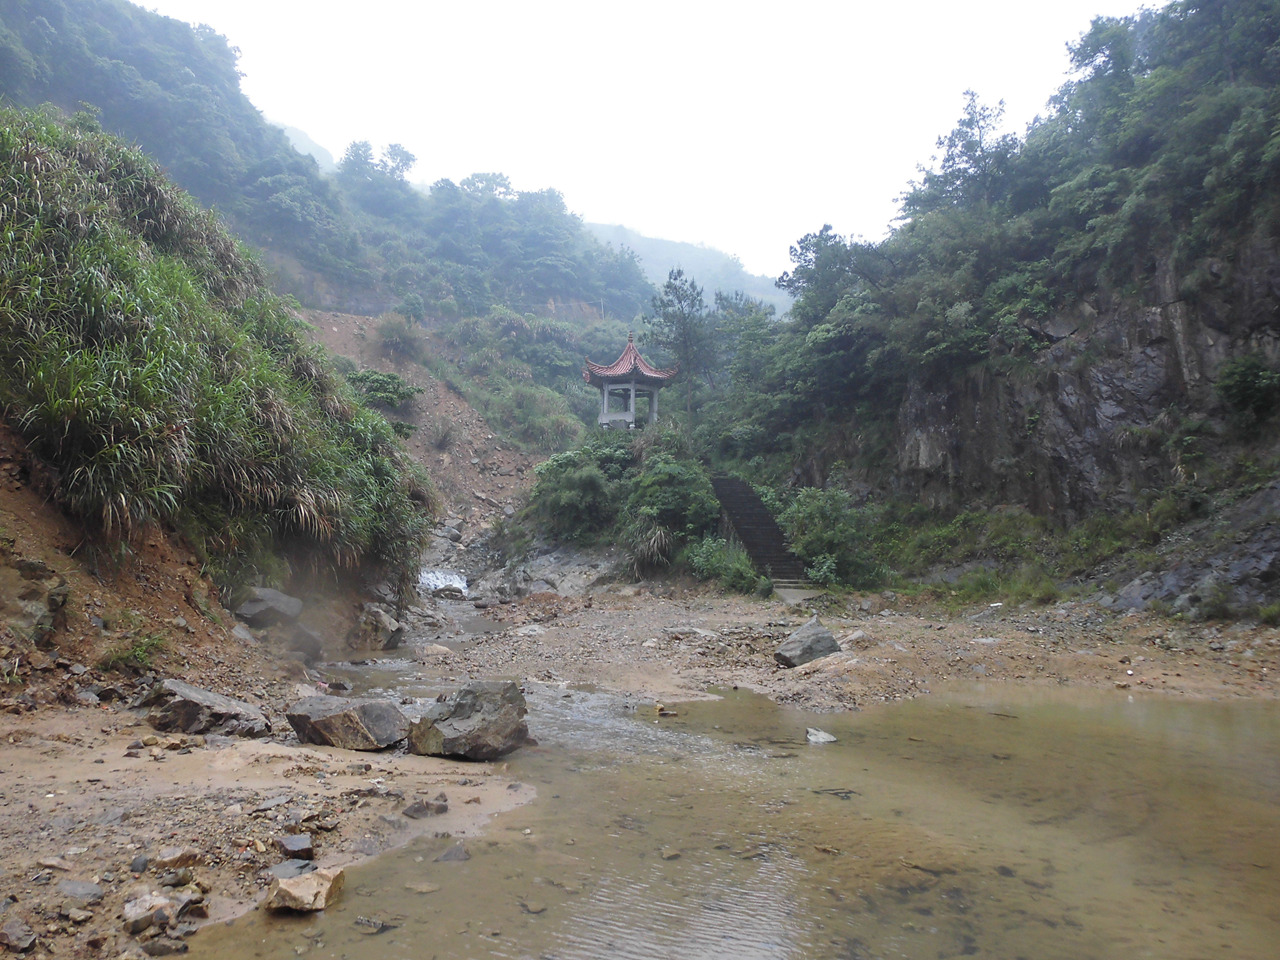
[586,223,792,316]
[0,0,654,319]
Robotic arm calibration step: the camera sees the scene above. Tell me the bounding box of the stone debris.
[234,587,303,627]
[775,617,840,668]
[348,604,404,651]
[433,842,470,862]
[121,892,174,934]
[143,679,271,738]
[273,834,314,860]
[407,681,529,761]
[0,917,36,952]
[286,696,409,751]
[264,867,344,912]
[402,794,449,819]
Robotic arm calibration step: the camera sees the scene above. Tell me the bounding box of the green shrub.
[1216,354,1280,428]
[528,453,616,540]
[99,633,168,672]
[376,314,428,363]
[780,488,884,587]
[684,536,758,593]
[624,454,719,540]
[346,370,423,409]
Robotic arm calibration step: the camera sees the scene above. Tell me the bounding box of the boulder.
[407,681,529,761]
[774,617,840,668]
[144,679,271,738]
[283,623,325,663]
[348,604,404,651]
[264,867,344,912]
[235,587,303,627]
[286,696,408,751]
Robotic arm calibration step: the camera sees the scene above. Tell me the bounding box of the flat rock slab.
[235,587,303,627]
[265,867,344,912]
[0,917,36,951]
[407,681,529,761]
[145,679,271,738]
[775,616,840,668]
[267,859,317,880]
[286,697,408,751]
[274,834,314,859]
[56,880,104,906]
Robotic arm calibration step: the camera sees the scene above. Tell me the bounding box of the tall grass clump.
[0,106,435,601]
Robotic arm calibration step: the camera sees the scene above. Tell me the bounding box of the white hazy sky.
[143,0,1153,278]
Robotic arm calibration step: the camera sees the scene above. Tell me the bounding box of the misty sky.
[144,0,1154,278]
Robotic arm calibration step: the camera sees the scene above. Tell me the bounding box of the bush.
[528,453,616,540]
[624,454,719,540]
[684,536,758,593]
[1216,354,1280,429]
[346,370,423,409]
[376,314,428,363]
[780,488,884,587]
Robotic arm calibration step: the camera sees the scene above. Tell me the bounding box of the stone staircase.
[709,476,808,588]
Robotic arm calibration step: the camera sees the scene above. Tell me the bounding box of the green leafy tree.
[646,269,713,418]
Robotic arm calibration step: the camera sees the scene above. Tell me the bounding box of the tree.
[646,269,712,418]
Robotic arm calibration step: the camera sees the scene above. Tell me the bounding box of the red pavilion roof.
[583,334,678,387]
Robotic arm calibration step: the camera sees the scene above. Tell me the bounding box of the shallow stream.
[194,677,1280,959]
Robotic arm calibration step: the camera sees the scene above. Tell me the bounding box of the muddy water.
[194,684,1280,960]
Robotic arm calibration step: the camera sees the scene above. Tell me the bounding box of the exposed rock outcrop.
[0,541,68,648]
[348,603,404,650]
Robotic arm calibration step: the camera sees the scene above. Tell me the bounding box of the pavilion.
[582,334,677,429]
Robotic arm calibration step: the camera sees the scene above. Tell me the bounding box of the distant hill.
[586,224,791,317]
[279,125,336,173]
[0,0,654,320]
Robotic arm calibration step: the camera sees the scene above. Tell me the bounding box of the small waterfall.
[417,567,468,597]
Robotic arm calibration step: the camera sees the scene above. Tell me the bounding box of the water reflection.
[193,685,1280,960]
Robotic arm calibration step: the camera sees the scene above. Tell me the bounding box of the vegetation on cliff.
[531,1,1280,612]
[0,105,435,598]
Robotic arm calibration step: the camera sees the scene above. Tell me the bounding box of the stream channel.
[193,644,1280,959]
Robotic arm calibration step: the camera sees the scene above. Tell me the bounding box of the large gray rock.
[235,587,303,627]
[283,623,326,662]
[145,679,271,738]
[286,696,408,751]
[347,603,404,650]
[774,617,840,668]
[407,681,529,761]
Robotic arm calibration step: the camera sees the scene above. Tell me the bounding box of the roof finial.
[627,331,634,343]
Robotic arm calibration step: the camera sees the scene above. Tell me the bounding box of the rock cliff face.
[893,244,1280,519]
